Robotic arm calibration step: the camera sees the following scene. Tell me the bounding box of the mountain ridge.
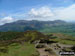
[0,20,66,32]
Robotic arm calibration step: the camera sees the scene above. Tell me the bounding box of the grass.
[50,38,75,45]
[60,40,75,45]
[0,42,39,56]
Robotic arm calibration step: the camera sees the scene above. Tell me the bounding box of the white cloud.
[27,4,75,21]
[28,7,54,20]
[0,16,14,25]
[53,4,75,21]
[1,4,75,24]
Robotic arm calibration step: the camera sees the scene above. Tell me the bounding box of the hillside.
[0,20,66,32]
[0,30,49,46]
[0,20,75,36]
[0,30,75,56]
[0,31,50,56]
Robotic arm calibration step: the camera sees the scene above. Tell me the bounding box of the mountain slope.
[0,20,66,32]
[0,20,75,36]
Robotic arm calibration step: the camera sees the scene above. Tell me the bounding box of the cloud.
[28,7,54,20]
[53,4,75,21]
[0,16,14,25]
[1,4,75,23]
[27,4,75,21]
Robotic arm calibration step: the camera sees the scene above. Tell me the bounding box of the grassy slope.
[40,25,75,37]
[45,33,75,45]
[0,42,39,56]
[50,38,75,45]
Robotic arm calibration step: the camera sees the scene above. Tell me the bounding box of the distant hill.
[0,20,66,32]
[0,20,75,36]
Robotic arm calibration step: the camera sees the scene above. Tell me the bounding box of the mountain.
[0,20,75,37]
[0,20,66,32]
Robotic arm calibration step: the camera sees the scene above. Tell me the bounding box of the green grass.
[50,38,75,45]
[59,40,75,45]
[40,26,75,37]
[0,42,39,56]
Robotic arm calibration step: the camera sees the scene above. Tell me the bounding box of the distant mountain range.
[0,20,75,36]
[0,20,66,32]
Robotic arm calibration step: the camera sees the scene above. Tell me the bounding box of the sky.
[0,0,75,25]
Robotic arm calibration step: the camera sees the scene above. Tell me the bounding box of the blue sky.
[0,0,74,13]
[0,0,75,25]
